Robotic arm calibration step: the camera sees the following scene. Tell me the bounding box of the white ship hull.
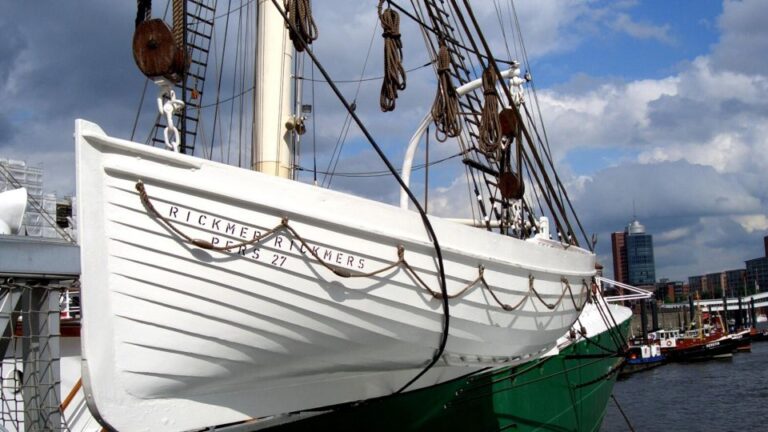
[75,120,596,431]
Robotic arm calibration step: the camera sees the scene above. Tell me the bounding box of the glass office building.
[625,220,656,286]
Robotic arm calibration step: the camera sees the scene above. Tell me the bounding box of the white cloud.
[657,226,691,243]
[610,13,674,44]
[733,215,768,233]
[536,76,678,158]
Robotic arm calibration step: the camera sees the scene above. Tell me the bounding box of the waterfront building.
[611,219,656,287]
[625,220,656,286]
[655,279,684,303]
[724,269,746,297]
[745,257,767,295]
[611,232,628,284]
[705,272,725,298]
[688,275,704,296]
[744,236,768,295]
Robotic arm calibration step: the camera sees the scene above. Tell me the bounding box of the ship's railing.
[597,277,654,303]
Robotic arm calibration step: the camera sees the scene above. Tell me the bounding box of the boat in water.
[619,342,665,378]
[653,323,737,363]
[730,328,753,352]
[72,1,632,430]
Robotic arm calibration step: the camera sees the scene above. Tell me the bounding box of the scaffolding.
[1,279,64,431]
[0,159,73,241]
[0,235,86,431]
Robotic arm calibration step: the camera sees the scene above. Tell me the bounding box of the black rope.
[611,394,637,432]
[297,151,463,178]
[269,0,450,394]
[209,0,234,162]
[387,1,517,67]
[572,359,624,388]
[321,18,379,188]
[135,0,152,27]
[299,61,433,84]
[130,79,149,141]
[311,62,318,184]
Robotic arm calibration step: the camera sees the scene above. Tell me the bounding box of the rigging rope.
[284,0,318,52]
[172,0,185,50]
[478,67,501,155]
[611,394,638,432]
[431,40,462,142]
[274,0,450,395]
[378,0,407,112]
[320,16,379,188]
[209,0,233,162]
[300,151,462,178]
[136,0,152,27]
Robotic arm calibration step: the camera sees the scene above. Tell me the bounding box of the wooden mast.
[253,0,295,178]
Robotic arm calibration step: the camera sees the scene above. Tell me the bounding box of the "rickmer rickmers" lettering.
[167,205,366,270]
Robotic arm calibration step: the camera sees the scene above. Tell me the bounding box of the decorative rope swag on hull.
[136,181,588,313]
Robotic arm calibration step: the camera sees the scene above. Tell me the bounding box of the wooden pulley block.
[499,108,519,137]
[498,171,525,200]
[132,19,182,81]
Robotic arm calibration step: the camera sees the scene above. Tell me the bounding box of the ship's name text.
[167,205,366,270]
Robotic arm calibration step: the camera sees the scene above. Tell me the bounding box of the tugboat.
[663,331,737,362]
[753,328,768,342]
[730,327,753,352]
[655,306,737,362]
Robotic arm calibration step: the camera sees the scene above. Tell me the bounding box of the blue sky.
[1,0,767,282]
[536,1,723,86]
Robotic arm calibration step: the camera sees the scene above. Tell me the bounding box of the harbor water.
[601,341,768,431]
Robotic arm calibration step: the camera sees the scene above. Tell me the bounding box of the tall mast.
[253,0,294,178]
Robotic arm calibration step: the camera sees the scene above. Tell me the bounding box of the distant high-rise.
[611,219,656,286]
[764,235,767,257]
[611,232,628,284]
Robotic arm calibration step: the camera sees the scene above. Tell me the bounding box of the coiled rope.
[378,0,406,112]
[478,67,501,155]
[431,39,462,142]
[284,0,318,52]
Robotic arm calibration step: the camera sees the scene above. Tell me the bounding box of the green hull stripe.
[270,318,631,432]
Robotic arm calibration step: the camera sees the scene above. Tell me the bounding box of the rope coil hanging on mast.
[478,67,501,155]
[378,0,407,112]
[284,0,318,52]
[431,39,462,142]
